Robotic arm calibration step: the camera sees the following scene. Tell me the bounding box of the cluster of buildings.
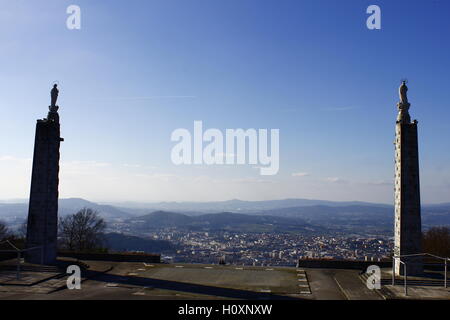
[140,228,393,266]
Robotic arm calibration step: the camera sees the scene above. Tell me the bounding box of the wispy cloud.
[90,96,196,101]
[0,155,31,163]
[325,177,348,184]
[64,160,111,168]
[123,163,142,168]
[365,180,393,186]
[322,106,357,111]
[122,164,158,171]
[134,173,179,182]
[292,172,310,177]
[230,178,274,184]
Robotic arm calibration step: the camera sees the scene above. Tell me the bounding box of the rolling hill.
[1,198,449,234]
[127,211,325,234]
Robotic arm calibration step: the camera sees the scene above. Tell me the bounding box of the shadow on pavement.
[76,269,304,300]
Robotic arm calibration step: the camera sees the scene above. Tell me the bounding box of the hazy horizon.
[2,196,449,207]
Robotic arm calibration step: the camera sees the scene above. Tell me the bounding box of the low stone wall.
[297,259,392,270]
[0,252,17,262]
[58,251,161,263]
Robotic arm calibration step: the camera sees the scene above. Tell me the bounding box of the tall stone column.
[393,81,423,276]
[25,85,63,265]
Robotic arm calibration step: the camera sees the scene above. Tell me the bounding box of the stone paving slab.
[383,284,450,299]
[334,270,383,300]
[0,271,61,286]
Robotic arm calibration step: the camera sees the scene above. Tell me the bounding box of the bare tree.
[17,221,27,239]
[58,208,106,252]
[422,226,450,257]
[0,221,10,241]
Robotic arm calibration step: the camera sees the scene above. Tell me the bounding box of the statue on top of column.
[399,80,408,105]
[51,84,59,108]
[48,84,60,123]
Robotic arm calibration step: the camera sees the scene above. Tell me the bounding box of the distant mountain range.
[1,198,449,233]
[107,198,393,213]
[104,233,175,253]
[0,198,132,220]
[127,211,325,234]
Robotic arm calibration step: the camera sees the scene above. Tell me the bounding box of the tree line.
[1,208,107,252]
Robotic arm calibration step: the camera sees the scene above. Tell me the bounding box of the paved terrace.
[0,259,448,300]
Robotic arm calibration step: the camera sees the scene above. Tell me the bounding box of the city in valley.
[3,197,449,267]
[128,228,393,266]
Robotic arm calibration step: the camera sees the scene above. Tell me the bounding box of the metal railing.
[0,240,44,280]
[392,253,449,296]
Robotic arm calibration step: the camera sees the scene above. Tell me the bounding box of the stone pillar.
[25,105,63,265]
[393,82,423,276]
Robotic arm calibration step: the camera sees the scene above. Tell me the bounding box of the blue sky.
[1,0,449,203]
